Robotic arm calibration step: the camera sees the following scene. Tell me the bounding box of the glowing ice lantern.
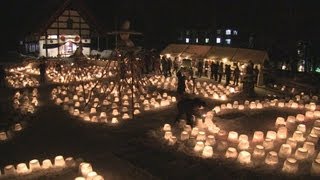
[237,151,251,165]
[239,134,248,142]
[134,109,140,115]
[265,151,279,166]
[266,131,277,141]
[180,131,189,141]
[14,123,23,131]
[291,102,298,109]
[307,133,319,144]
[4,165,15,175]
[164,131,172,140]
[112,109,119,116]
[205,135,216,146]
[29,159,41,171]
[168,136,177,145]
[0,132,8,141]
[111,117,118,124]
[213,106,220,113]
[278,102,284,108]
[305,111,314,120]
[191,127,199,137]
[294,148,308,161]
[217,130,227,140]
[286,116,296,131]
[252,145,265,159]
[311,127,320,136]
[278,144,292,159]
[296,114,305,123]
[238,140,250,150]
[171,97,176,102]
[194,141,205,152]
[238,105,244,110]
[196,131,206,141]
[202,145,213,158]
[225,147,238,159]
[122,113,130,120]
[54,155,65,167]
[282,158,298,174]
[292,131,305,142]
[311,159,320,175]
[80,162,93,177]
[277,127,288,140]
[286,137,297,149]
[16,163,29,174]
[252,131,264,144]
[275,117,285,128]
[303,142,315,157]
[227,131,238,143]
[90,108,97,114]
[314,111,320,118]
[263,138,274,150]
[42,159,52,169]
[86,171,98,180]
[163,124,171,131]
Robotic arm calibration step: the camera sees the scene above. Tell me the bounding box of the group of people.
[196,60,260,86]
[160,56,180,77]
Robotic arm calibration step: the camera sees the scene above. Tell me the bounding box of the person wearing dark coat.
[177,69,186,96]
[225,65,231,86]
[233,65,240,86]
[197,60,203,77]
[167,58,172,77]
[218,62,224,83]
[175,97,207,127]
[253,65,259,85]
[161,56,167,76]
[39,61,47,84]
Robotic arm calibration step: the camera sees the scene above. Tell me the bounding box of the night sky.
[2,0,320,53]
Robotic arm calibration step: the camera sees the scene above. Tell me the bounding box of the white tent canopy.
[161,44,269,65]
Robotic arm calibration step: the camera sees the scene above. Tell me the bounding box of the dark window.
[67,18,73,29]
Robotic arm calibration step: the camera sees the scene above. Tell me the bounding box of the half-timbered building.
[22,0,106,57]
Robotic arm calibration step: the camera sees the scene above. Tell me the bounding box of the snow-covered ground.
[0,60,319,179]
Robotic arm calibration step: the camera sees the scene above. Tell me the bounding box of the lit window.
[185,38,190,43]
[205,38,209,43]
[196,38,199,43]
[217,29,221,34]
[48,35,58,39]
[226,29,231,35]
[297,50,300,55]
[233,30,238,35]
[216,37,221,43]
[225,39,231,44]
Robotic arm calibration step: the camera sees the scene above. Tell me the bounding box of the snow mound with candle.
[0,155,104,179]
[0,88,40,142]
[156,98,320,176]
[51,81,176,124]
[149,75,240,101]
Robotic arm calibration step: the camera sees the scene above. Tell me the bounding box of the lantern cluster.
[149,76,239,100]
[0,155,104,179]
[6,66,39,88]
[46,63,116,84]
[160,97,320,175]
[51,81,176,124]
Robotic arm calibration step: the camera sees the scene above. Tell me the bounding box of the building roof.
[34,0,108,37]
[161,44,269,64]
